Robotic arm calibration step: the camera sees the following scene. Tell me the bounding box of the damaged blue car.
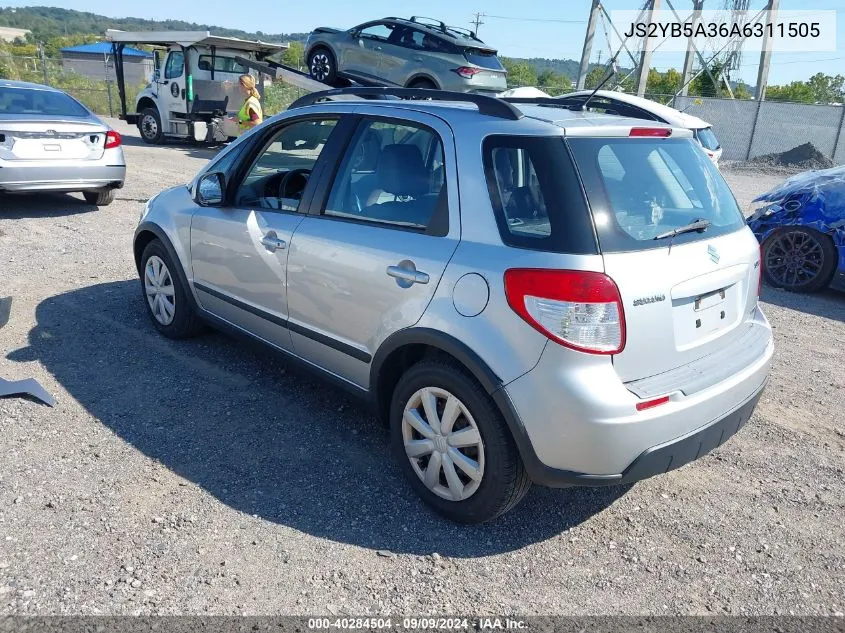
[748,165,845,293]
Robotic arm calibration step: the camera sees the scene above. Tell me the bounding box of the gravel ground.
[1,120,844,616]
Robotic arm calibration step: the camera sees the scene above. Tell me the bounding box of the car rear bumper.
[500,307,773,487]
[0,163,126,192]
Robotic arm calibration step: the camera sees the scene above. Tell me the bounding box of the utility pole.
[636,0,662,96]
[577,0,601,89]
[37,42,48,86]
[680,0,704,96]
[471,12,485,35]
[755,0,779,101]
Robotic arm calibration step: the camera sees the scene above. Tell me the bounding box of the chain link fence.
[661,94,845,165]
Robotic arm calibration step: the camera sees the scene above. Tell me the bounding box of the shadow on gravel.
[761,285,844,322]
[0,192,97,218]
[8,280,629,556]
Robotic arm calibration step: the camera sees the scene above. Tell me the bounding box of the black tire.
[139,239,204,339]
[138,107,163,144]
[390,359,531,524]
[761,227,837,293]
[83,189,115,206]
[308,47,337,85]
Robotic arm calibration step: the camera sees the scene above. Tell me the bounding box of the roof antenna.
[579,52,620,112]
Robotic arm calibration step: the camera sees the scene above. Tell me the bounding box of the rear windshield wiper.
[653,218,711,240]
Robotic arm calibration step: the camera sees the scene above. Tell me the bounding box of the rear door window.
[568,137,743,252]
[483,135,597,254]
[324,119,447,233]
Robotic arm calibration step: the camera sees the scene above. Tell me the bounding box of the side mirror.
[197,172,225,206]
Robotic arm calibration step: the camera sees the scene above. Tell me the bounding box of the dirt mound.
[748,142,835,170]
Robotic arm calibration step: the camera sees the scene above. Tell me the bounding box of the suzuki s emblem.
[707,244,720,263]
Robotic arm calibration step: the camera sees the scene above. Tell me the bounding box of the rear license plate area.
[694,288,725,312]
[42,144,62,152]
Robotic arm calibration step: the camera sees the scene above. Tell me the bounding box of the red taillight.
[629,127,672,137]
[453,66,482,79]
[635,395,670,411]
[105,130,121,149]
[504,269,626,355]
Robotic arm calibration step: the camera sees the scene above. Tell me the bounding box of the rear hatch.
[0,119,107,161]
[461,47,507,90]
[0,86,105,161]
[567,130,759,382]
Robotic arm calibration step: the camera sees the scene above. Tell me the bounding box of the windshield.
[0,87,89,117]
[695,127,720,151]
[567,137,744,252]
[464,48,504,71]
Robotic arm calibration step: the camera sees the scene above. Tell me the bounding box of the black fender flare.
[370,327,503,405]
[133,222,199,312]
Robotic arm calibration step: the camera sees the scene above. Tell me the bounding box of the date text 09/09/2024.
[307,618,528,630]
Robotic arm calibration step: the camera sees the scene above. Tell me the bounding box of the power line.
[482,14,587,24]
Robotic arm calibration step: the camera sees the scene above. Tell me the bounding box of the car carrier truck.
[106,29,291,144]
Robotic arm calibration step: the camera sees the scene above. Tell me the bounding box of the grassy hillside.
[0,5,308,42]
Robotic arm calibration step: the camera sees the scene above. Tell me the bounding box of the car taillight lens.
[453,66,482,79]
[504,269,626,355]
[105,130,121,149]
[629,127,672,137]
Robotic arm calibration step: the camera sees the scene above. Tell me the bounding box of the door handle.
[413,56,424,62]
[387,264,429,285]
[261,232,286,252]
[374,45,383,51]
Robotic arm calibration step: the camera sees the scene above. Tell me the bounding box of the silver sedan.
[0,80,126,206]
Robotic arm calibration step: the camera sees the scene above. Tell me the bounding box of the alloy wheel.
[401,387,485,502]
[765,230,825,288]
[310,53,331,81]
[144,255,176,326]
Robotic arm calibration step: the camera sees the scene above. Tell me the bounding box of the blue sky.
[4,0,843,85]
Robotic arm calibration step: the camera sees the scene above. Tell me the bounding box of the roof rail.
[410,16,448,32]
[289,87,524,121]
[499,96,578,110]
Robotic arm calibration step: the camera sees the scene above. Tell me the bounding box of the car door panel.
[191,209,303,350]
[190,116,351,352]
[285,113,460,389]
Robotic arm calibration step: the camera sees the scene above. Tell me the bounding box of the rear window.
[695,127,721,151]
[567,137,744,253]
[464,48,504,71]
[0,87,88,117]
[483,135,597,254]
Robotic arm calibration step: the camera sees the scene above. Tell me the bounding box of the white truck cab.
[105,30,288,144]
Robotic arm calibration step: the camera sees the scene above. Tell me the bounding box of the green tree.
[806,72,845,104]
[501,57,537,88]
[645,68,682,99]
[734,82,752,99]
[690,60,728,97]
[584,66,607,89]
[766,81,815,103]
[536,68,571,95]
[281,41,304,69]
